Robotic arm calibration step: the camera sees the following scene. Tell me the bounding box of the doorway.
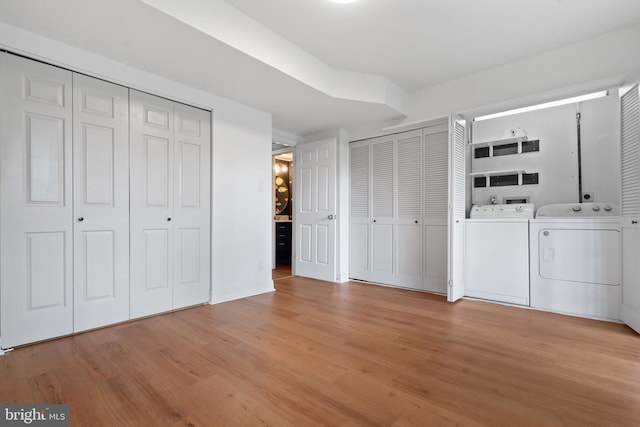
[273,151,293,272]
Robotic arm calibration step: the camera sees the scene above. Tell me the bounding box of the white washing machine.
[529,203,620,320]
[465,203,534,305]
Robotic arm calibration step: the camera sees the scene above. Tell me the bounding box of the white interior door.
[72,74,130,332]
[396,131,423,289]
[620,84,640,334]
[448,116,466,302]
[294,138,337,282]
[130,90,175,318]
[0,54,74,347]
[172,102,211,309]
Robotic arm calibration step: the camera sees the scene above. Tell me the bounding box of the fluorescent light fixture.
[329,0,358,3]
[474,91,608,122]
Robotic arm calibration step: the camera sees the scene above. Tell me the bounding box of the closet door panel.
[370,139,395,284]
[130,90,174,318]
[396,131,422,289]
[349,143,371,280]
[173,103,211,309]
[424,130,449,293]
[0,54,73,347]
[73,74,130,332]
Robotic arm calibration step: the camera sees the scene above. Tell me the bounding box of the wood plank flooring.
[1,270,640,426]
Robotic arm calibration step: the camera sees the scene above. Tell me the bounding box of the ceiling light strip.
[474,91,608,122]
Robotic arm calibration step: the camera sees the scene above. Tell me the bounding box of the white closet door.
[0,54,73,347]
[448,116,466,302]
[349,142,371,281]
[424,129,449,293]
[396,131,423,289]
[620,84,640,334]
[130,90,175,318]
[73,74,130,332]
[371,138,395,285]
[172,103,211,309]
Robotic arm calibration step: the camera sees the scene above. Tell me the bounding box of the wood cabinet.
[275,222,292,266]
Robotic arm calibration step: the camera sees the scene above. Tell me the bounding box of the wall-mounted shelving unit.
[471,136,539,159]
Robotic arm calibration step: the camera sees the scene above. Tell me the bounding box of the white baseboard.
[210,280,276,304]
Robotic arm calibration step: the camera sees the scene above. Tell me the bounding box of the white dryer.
[529,203,620,320]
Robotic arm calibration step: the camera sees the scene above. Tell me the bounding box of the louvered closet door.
[0,54,73,347]
[73,74,130,332]
[371,138,395,285]
[621,84,640,334]
[130,90,175,318]
[448,116,466,302]
[172,103,211,309]
[396,130,423,289]
[424,129,449,293]
[349,141,371,281]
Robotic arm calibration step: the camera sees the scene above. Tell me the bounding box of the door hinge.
[448,280,453,288]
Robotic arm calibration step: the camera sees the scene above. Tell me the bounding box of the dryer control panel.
[536,203,620,218]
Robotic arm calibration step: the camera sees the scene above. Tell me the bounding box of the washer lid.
[536,203,620,218]
[470,203,534,218]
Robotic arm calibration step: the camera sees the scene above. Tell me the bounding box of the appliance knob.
[603,204,612,212]
[592,205,600,211]
[571,205,582,212]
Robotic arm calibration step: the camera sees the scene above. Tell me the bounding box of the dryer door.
[538,228,620,285]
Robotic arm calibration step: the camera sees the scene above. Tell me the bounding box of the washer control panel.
[470,203,534,219]
[536,203,619,218]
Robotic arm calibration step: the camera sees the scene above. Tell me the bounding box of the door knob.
[78,217,84,222]
[328,214,335,220]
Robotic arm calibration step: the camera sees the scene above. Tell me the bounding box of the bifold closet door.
[130,91,175,318]
[371,139,395,285]
[172,102,211,310]
[396,131,423,289]
[72,74,130,332]
[129,90,210,319]
[349,142,371,281]
[0,54,73,347]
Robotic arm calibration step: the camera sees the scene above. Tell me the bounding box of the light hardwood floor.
[1,271,640,426]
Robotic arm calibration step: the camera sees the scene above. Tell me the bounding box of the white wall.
[471,94,620,208]
[0,23,275,305]
[348,24,640,142]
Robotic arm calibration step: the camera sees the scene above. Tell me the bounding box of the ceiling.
[1,0,640,137]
